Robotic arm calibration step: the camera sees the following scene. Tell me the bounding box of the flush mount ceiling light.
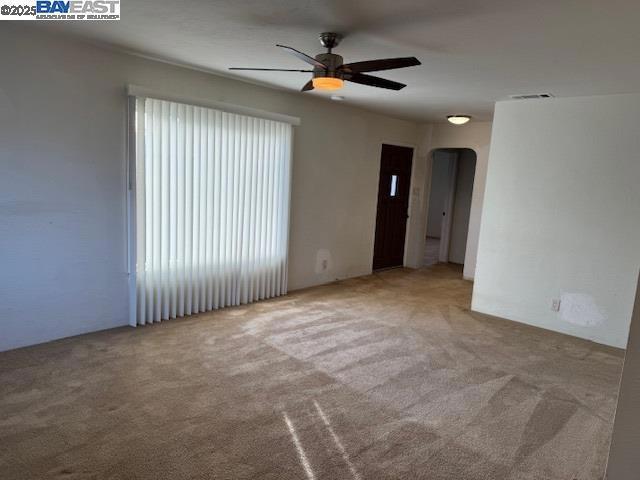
[313,77,344,90]
[447,115,471,125]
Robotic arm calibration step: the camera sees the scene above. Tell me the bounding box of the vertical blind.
[131,97,293,326]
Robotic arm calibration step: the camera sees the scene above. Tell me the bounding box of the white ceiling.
[43,0,640,122]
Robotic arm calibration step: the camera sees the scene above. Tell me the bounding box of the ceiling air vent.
[509,93,555,100]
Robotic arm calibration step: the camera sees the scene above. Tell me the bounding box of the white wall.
[0,25,419,351]
[473,95,640,348]
[448,149,476,264]
[606,273,640,479]
[405,121,492,279]
[425,152,451,238]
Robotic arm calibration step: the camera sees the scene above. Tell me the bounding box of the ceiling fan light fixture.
[447,115,471,125]
[312,76,344,90]
[230,33,421,93]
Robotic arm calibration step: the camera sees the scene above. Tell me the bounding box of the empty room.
[2,2,640,479]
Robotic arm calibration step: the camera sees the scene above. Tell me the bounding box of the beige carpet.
[0,264,624,479]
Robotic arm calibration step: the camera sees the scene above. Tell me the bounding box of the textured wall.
[448,149,477,264]
[473,95,640,348]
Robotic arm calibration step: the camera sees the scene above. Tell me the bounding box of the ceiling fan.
[230,32,421,92]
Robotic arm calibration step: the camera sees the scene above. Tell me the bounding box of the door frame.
[372,141,418,270]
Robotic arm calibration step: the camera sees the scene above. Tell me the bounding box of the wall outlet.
[322,259,328,271]
[551,298,561,312]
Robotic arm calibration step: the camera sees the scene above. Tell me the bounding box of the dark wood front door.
[373,144,413,270]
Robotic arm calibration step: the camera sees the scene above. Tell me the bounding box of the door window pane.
[390,174,398,197]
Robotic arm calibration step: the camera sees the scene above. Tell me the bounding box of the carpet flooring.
[0,264,624,480]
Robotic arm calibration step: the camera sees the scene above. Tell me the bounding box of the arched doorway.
[424,148,477,267]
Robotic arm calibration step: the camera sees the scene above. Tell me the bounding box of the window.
[390,174,399,197]
[130,97,293,325]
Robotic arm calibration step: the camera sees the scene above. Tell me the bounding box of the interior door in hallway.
[373,144,413,270]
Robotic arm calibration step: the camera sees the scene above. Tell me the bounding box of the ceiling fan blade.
[346,73,406,90]
[301,80,314,92]
[276,44,327,69]
[341,57,421,74]
[229,68,313,72]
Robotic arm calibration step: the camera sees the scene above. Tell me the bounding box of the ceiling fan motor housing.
[319,32,342,50]
[313,53,344,79]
